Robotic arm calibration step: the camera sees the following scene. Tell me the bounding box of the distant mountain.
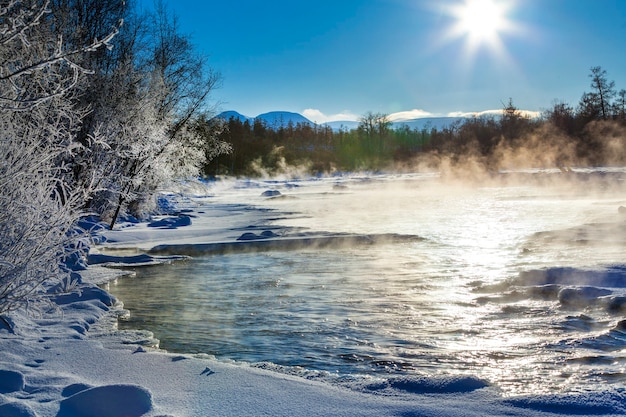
[323,117,464,131]
[323,120,360,131]
[215,110,252,123]
[216,111,467,132]
[392,117,465,131]
[215,110,314,128]
[255,111,314,128]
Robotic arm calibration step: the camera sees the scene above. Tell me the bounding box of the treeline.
[1,0,227,317]
[209,66,626,177]
[207,115,435,175]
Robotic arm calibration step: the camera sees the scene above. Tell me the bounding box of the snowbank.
[1,189,625,416]
[4,290,624,417]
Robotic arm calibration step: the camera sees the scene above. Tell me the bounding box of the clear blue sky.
[140,0,626,122]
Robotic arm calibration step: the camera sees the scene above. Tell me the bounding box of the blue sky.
[140,0,626,122]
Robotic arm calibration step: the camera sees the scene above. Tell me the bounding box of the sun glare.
[445,0,515,55]
[458,0,504,41]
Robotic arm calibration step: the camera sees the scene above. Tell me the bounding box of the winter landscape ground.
[3,1,626,416]
[2,171,626,417]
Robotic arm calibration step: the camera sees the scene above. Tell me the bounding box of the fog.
[106,165,626,399]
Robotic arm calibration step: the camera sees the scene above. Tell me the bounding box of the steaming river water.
[105,170,626,396]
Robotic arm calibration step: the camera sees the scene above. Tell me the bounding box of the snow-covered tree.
[0,0,116,320]
[44,0,230,228]
[0,0,229,322]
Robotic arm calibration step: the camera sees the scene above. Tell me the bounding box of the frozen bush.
[0,0,115,319]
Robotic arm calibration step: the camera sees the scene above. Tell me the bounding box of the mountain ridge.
[215,110,466,131]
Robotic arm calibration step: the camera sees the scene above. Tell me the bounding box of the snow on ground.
[1,185,626,416]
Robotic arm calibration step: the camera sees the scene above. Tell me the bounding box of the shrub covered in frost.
[0,1,114,319]
[0,1,229,322]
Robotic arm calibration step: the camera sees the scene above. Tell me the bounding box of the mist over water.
[106,169,626,396]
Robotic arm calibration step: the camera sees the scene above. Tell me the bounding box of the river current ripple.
[105,170,626,396]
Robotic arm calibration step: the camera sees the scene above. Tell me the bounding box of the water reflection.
[106,174,626,395]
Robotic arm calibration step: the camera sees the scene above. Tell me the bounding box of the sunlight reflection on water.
[106,171,626,396]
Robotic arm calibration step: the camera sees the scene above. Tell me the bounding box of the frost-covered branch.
[1,0,227,318]
[0,5,119,111]
[0,0,117,318]
[0,0,49,46]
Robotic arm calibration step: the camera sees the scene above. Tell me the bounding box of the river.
[105,169,626,396]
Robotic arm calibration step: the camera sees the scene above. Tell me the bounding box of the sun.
[457,0,505,42]
[445,0,515,54]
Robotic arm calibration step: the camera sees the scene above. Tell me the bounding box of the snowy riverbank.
[2,177,626,417]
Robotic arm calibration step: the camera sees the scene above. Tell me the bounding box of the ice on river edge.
[2,174,626,417]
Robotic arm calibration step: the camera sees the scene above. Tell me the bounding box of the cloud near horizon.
[447,109,542,118]
[303,108,542,124]
[387,109,436,122]
[302,109,360,123]
[304,108,439,123]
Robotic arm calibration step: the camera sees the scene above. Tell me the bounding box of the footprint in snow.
[57,384,153,417]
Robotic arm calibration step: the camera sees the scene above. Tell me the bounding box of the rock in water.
[261,190,281,197]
